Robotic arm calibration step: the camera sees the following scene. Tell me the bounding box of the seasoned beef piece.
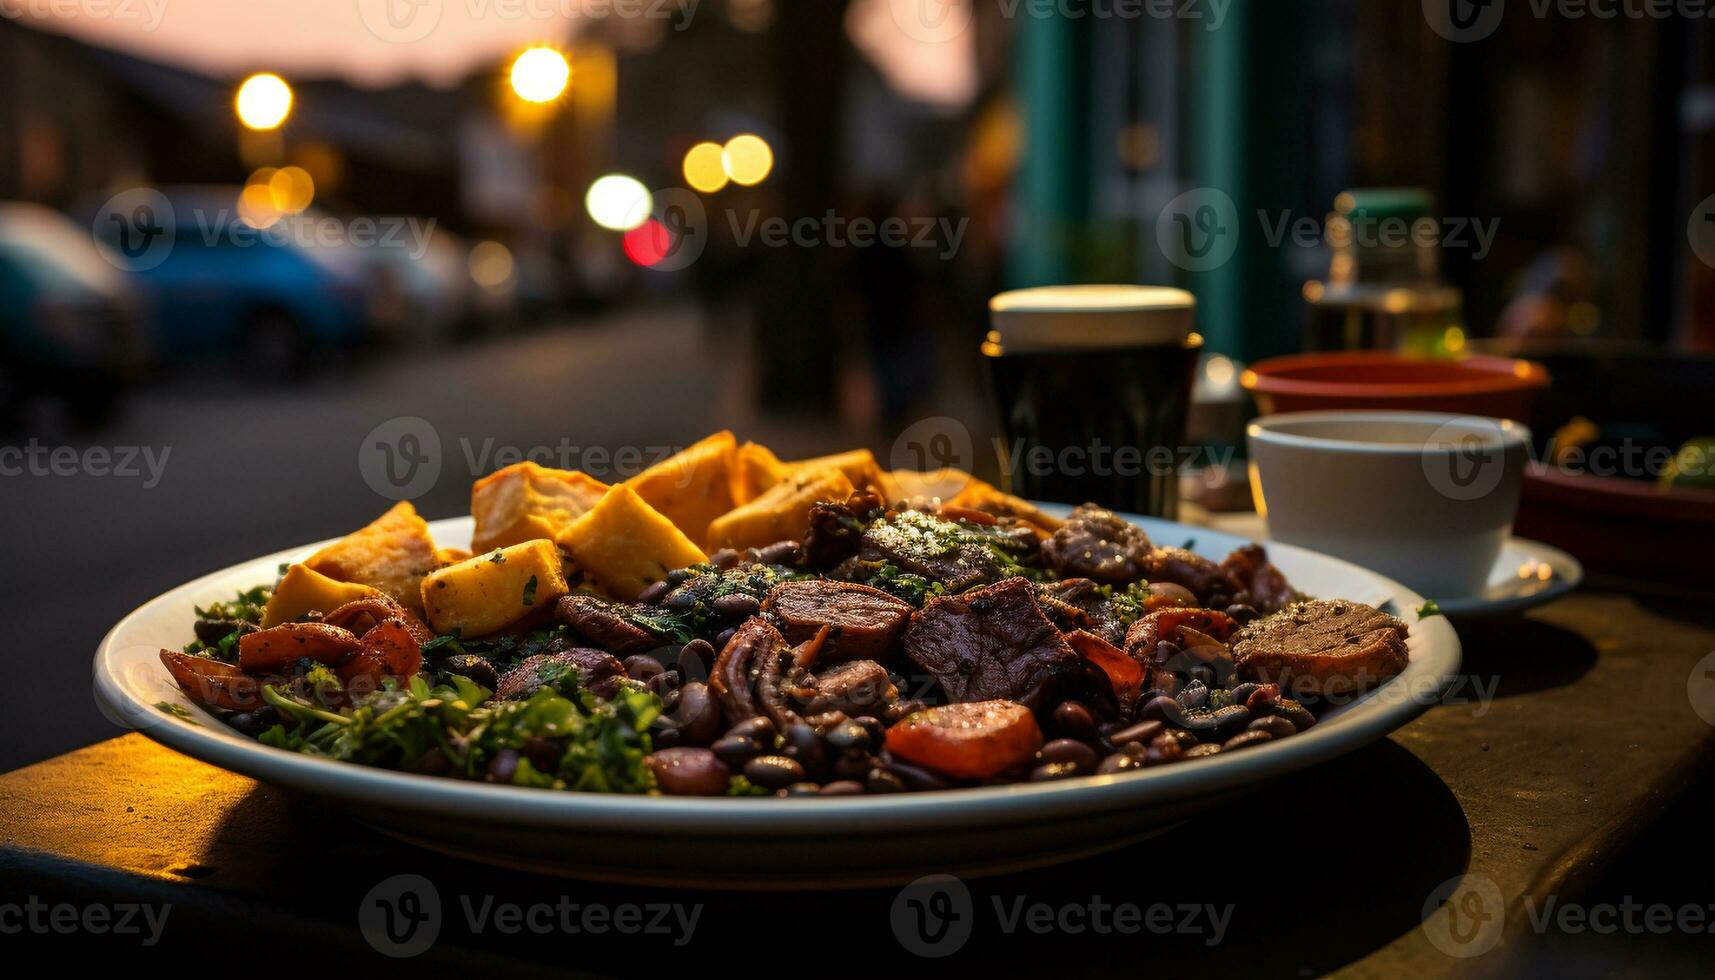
[1232,599,1410,697]
[762,580,912,663]
[1142,547,1237,602]
[1041,505,1153,584]
[1220,544,1297,614]
[1035,579,1127,647]
[800,493,882,572]
[497,649,625,701]
[849,509,1022,593]
[797,660,898,716]
[902,577,1081,710]
[556,594,660,653]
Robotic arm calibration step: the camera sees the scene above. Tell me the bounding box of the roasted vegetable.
[557,484,708,601]
[261,564,382,628]
[706,466,854,552]
[421,540,570,638]
[470,461,608,553]
[626,431,737,544]
[884,700,1043,779]
[304,501,439,613]
[238,622,362,673]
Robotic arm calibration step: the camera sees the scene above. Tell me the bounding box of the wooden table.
[5,586,1713,975]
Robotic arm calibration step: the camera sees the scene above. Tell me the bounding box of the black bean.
[825,720,872,754]
[709,548,741,570]
[486,748,521,783]
[1183,743,1223,759]
[782,721,829,779]
[675,639,715,678]
[1222,730,1274,752]
[1276,700,1318,732]
[711,735,764,768]
[755,541,801,565]
[663,589,699,610]
[832,752,874,780]
[885,699,927,724]
[1154,640,1182,662]
[865,767,908,793]
[882,757,951,792]
[648,748,732,796]
[852,715,888,746]
[1141,695,1187,726]
[727,716,777,743]
[714,628,737,649]
[647,671,679,698]
[653,726,682,749]
[1177,680,1210,711]
[1030,762,1082,782]
[1052,700,1098,740]
[1039,738,1099,772]
[1211,704,1252,736]
[636,580,671,605]
[1249,715,1298,740]
[1098,752,1146,775]
[1225,603,1260,626]
[742,755,805,790]
[1145,739,1183,767]
[227,711,262,736]
[441,654,499,691]
[1227,682,1260,706]
[625,654,666,683]
[1189,663,1219,688]
[672,682,724,746]
[1107,719,1165,747]
[778,782,822,798]
[819,780,866,796]
[712,593,761,618]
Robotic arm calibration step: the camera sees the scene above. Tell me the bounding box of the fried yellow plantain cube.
[789,448,886,494]
[261,564,383,628]
[706,467,855,552]
[471,461,609,554]
[421,539,569,638]
[626,431,737,542]
[557,484,708,601]
[881,467,978,503]
[304,501,438,613]
[728,441,790,505]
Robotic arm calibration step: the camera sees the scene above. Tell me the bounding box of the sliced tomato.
[884,700,1043,780]
[1065,630,1143,713]
[160,650,265,710]
[238,622,361,673]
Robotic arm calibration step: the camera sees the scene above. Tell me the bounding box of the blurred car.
[0,202,144,422]
[93,187,370,370]
[364,227,472,346]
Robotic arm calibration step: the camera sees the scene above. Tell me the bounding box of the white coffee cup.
[1247,411,1530,598]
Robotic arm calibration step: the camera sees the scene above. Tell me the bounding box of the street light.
[510,48,571,104]
[235,73,293,131]
[721,134,774,186]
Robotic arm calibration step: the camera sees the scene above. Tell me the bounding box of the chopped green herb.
[1416,599,1443,620]
[522,575,539,607]
[154,701,198,723]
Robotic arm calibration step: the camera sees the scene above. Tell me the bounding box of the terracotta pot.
[1243,351,1551,422]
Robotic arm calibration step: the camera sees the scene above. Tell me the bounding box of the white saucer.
[1430,537,1583,618]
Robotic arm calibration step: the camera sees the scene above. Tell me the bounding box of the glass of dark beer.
[983,286,1203,517]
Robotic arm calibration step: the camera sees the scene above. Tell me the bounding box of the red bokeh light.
[623,219,672,267]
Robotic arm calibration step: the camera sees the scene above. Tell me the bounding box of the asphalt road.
[0,305,989,772]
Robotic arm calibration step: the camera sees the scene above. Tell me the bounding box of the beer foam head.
[987,285,1195,352]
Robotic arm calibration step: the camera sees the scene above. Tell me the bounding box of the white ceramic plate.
[1431,536,1583,619]
[93,513,1461,888]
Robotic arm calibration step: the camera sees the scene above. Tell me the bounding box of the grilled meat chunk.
[555,594,661,653]
[902,576,1080,710]
[497,648,625,701]
[1220,544,1297,614]
[1232,599,1410,697]
[1041,505,1153,584]
[840,508,1034,593]
[1142,546,1236,603]
[1035,578,1128,647]
[795,660,898,717]
[761,579,912,663]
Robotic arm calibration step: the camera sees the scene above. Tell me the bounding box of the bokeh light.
[682,142,729,194]
[623,219,672,267]
[469,240,516,290]
[267,166,315,213]
[235,73,293,131]
[585,174,652,231]
[721,133,774,186]
[510,47,571,104]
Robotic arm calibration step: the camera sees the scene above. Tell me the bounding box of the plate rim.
[93,510,1462,835]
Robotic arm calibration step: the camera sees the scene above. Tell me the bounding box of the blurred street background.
[3,1,1715,767]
